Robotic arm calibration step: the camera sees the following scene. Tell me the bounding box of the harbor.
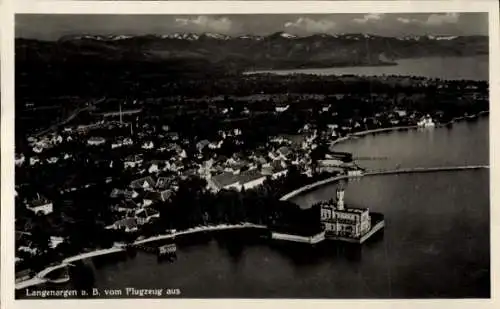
[14,117,489,299]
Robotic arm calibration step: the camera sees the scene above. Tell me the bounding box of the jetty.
[364,165,488,176]
[280,165,489,202]
[271,231,325,244]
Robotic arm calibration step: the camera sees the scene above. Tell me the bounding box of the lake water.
[248,56,489,81]
[328,117,489,172]
[27,117,489,299]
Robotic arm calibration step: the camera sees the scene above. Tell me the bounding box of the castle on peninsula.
[320,188,372,239]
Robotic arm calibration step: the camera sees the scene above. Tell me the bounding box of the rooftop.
[211,172,240,188]
[238,169,266,184]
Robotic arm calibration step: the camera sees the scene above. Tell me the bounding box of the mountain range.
[16,32,488,72]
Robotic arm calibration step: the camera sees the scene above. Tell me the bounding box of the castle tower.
[336,188,345,210]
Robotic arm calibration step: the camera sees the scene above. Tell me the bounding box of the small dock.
[271,231,325,244]
[158,244,177,256]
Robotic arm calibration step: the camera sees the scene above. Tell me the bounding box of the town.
[14,73,488,281]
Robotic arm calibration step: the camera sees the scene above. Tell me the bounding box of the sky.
[16,13,488,40]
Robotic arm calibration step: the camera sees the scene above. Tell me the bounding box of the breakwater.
[364,165,489,176]
[279,174,359,201]
[281,165,489,202]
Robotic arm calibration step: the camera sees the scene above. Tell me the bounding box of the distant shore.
[244,61,398,75]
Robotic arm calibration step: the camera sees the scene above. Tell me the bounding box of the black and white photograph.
[8,5,495,303]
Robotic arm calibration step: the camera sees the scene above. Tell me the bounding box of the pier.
[280,165,489,202]
[363,165,489,176]
[271,231,325,244]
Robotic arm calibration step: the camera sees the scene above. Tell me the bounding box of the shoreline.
[17,112,489,291]
[16,223,267,290]
[244,62,398,75]
[330,111,489,148]
[17,164,489,290]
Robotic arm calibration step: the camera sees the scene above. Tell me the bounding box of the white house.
[142,141,154,150]
[52,135,64,144]
[46,157,59,164]
[148,163,160,174]
[111,141,123,149]
[124,156,143,169]
[123,138,133,146]
[49,236,65,249]
[348,170,363,176]
[177,149,188,159]
[275,105,290,113]
[208,140,223,149]
[417,115,436,128]
[33,146,44,154]
[394,109,408,117]
[87,137,106,146]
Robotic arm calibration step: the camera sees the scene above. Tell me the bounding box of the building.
[394,109,408,117]
[129,176,156,191]
[26,195,53,215]
[347,170,363,177]
[208,172,240,192]
[143,190,173,206]
[277,146,292,160]
[107,217,139,233]
[237,169,267,191]
[124,155,143,169]
[275,104,290,113]
[142,141,155,150]
[320,188,371,239]
[15,154,26,166]
[418,115,436,128]
[196,140,210,152]
[87,137,106,146]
